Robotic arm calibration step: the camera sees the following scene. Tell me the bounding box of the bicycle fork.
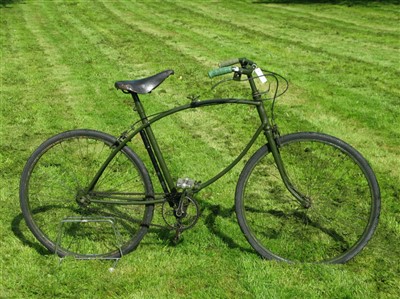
[256,103,311,209]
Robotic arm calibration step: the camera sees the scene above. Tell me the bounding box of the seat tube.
[132,93,176,192]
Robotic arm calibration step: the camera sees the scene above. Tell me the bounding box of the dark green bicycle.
[19,58,380,263]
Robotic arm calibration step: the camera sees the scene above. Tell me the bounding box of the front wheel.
[20,129,154,259]
[235,132,380,263]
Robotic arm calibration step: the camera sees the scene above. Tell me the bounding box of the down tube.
[197,124,264,190]
[165,99,264,191]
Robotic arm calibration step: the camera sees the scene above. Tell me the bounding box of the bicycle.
[19,58,380,263]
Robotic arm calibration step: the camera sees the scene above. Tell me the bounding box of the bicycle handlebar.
[207,57,289,101]
[208,66,234,78]
[208,57,256,78]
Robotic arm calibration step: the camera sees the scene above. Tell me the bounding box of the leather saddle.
[115,70,174,94]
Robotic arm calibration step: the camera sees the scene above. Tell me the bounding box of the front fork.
[252,93,311,209]
[240,63,310,208]
[264,125,311,208]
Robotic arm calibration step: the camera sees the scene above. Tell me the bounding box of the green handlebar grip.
[208,66,233,78]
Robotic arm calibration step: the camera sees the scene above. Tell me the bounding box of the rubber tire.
[20,129,154,258]
[235,132,380,263]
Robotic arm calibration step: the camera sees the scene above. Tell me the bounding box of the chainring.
[162,195,200,231]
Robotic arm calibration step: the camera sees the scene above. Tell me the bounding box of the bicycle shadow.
[11,213,51,256]
[202,203,254,254]
[147,202,254,254]
[12,202,254,256]
[11,204,154,256]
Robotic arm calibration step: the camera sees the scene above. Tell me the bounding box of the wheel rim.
[238,134,379,263]
[22,132,153,258]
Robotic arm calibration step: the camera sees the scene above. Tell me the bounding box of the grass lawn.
[1,1,399,298]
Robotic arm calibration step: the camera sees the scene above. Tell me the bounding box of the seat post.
[131,92,148,120]
[131,93,176,193]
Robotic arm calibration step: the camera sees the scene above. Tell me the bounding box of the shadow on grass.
[11,204,151,256]
[11,213,51,256]
[203,203,254,254]
[145,202,254,254]
[1,0,23,6]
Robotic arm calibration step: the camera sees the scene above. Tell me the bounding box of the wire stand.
[55,216,123,271]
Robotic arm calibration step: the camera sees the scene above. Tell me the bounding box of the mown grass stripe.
[21,2,153,133]
[183,1,399,79]
[98,0,278,146]
[266,3,400,34]
[1,2,399,298]
[99,1,222,74]
[174,2,399,133]
[245,5,400,69]
[44,2,254,183]
[183,1,399,72]
[75,0,400,169]
[139,1,400,183]
[2,3,79,145]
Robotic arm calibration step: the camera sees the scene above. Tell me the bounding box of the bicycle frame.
[19,57,380,263]
[88,73,310,207]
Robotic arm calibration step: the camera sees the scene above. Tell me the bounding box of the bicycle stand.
[55,216,123,270]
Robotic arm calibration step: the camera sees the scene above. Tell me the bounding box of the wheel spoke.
[236,133,380,263]
[20,130,154,258]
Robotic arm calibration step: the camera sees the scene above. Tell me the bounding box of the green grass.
[1,0,399,298]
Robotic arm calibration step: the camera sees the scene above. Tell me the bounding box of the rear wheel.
[235,132,380,263]
[20,129,154,258]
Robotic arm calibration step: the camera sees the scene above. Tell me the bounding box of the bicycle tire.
[235,132,380,263]
[20,129,154,258]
